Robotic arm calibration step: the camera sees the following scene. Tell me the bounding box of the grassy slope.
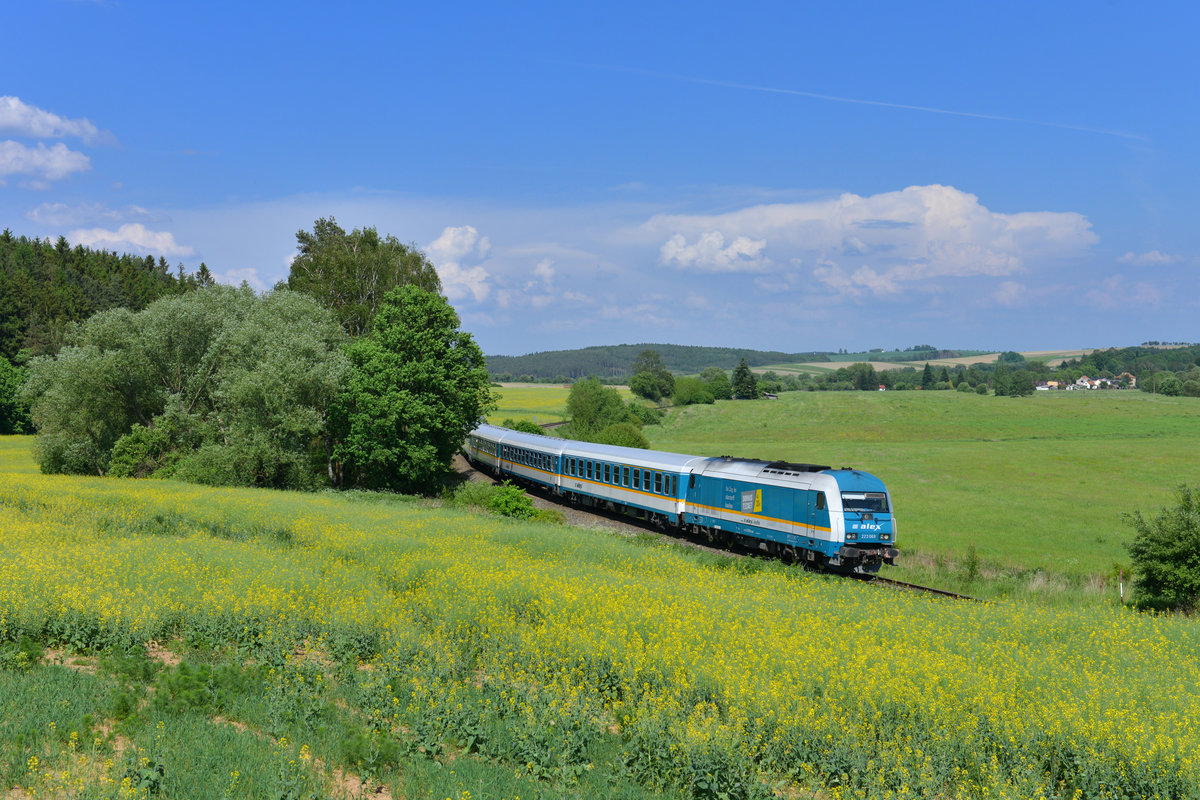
[2,438,1199,798]
[646,390,1200,578]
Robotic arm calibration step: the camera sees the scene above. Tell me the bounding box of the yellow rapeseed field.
[1,435,1198,798]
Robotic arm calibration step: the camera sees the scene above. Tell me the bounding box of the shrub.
[1126,485,1200,612]
[487,482,536,519]
[627,403,664,426]
[595,422,650,449]
[501,418,544,435]
[672,377,715,406]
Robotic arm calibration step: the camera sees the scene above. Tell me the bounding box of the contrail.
[565,61,1148,143]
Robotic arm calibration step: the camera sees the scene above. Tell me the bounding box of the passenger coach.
[464,423,898,573]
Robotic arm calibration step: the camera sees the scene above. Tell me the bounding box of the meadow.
[2,434,1200,799]
[646,390,1200,590]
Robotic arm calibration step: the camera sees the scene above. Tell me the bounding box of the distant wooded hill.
[485,344,831,380]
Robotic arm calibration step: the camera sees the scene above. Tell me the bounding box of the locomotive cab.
[827,470,899,573]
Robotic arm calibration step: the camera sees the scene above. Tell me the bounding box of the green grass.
[648,390,1200,585]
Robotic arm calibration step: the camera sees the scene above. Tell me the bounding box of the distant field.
[647,390,1200,580]
[487,383,575,424]
[762,348,1098,372]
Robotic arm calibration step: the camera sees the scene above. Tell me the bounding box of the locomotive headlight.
[845,531,857,541]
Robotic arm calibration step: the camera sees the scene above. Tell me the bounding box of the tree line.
[486,343,830,382]
[12,218,493,494]
[0,229,215,362]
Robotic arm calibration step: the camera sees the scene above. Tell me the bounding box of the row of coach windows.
[563,457,675,495]
[502,445,551,471]
[470,436,497,456]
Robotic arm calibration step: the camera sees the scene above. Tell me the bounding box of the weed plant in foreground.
[1,436,1199,798]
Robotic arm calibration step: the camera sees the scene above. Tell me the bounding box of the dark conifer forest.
[0,229,214,360]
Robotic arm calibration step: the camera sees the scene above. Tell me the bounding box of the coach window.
[586,461,593,480]
[623,466,630,486]
[633,469,641,490]
[602,463,609,483]
[654,472,662,494]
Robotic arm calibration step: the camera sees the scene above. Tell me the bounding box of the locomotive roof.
[697,456,832,479]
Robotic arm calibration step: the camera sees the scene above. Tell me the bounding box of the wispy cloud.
[28,202,162,227]
[1118,249,1177,267]
[564,62,1148,142]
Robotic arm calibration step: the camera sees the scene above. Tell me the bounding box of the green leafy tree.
[700,366,733,400]
[1009,370,1036,397]
[23,287,349,486]
[992,364,1013,397]
[564,377,635,439]
[594,422,649,449]
[629,349,675,401]
[329,286,494,493]
[846,363,879,391]
[1126,485,1200,612]
[732,358,758,399]
[287,217,442,337]
[672,376,715,406]
[998,350,1026,365]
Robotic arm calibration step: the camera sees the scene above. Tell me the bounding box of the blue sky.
[3,1,1197,356]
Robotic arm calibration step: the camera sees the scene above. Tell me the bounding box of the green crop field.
[646,390,1200,594]
[1,436,1199,798]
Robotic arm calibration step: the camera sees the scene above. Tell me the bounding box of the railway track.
[861,575,977,601]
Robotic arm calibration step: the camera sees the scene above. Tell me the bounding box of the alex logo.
[852,522,882,532]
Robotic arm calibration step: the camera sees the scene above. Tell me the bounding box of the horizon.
[3,1,1197,355]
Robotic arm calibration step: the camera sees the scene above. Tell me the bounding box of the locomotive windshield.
[841,492,889,513]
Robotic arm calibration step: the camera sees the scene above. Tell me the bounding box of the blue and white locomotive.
[464,423,898,573]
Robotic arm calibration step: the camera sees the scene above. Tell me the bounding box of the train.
[464,423,898,573]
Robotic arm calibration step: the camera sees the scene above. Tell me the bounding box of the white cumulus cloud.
[659,231,768,272]
[68,224,195,257]
[0,141,91,183]
[426,225,491,303]
[0,96,110,142]
[642,184,1097,295]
